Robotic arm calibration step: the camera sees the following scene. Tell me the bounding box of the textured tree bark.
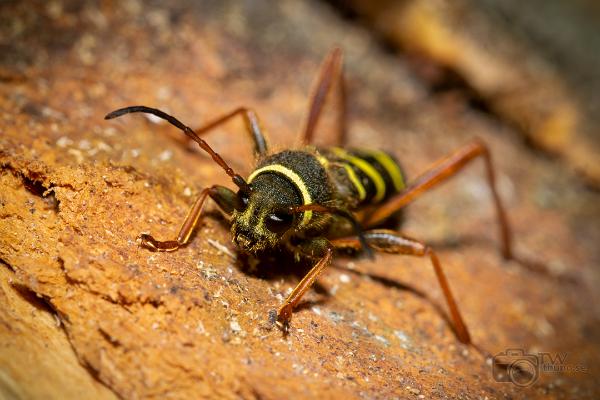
[1,1,599,399]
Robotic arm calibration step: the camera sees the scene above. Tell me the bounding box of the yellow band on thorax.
[332,147,386,202]
[247,164,313,226]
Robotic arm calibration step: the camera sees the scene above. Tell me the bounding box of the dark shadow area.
[235,249,330,295]
[0,259,57,316]
[14,171,60,212]
[11,283,57,316]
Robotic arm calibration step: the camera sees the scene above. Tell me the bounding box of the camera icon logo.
[492,348,539,387]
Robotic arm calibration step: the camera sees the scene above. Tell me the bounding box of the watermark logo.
[492,348,587,387]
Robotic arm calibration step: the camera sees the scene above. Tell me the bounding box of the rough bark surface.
[1,1,599,399]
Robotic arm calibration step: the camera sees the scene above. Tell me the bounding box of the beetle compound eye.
[235,191,250,212]
[265,212,293,234]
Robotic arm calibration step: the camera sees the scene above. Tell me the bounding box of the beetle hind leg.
[364,139,513,260]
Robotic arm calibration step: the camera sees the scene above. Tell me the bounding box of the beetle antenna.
[105,106,251,193]
[288,204,373,258]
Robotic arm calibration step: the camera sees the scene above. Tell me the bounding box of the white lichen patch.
[229,318,242,332]
[56,136,73,148]
[158,149,173,161]
[207,239,236,260]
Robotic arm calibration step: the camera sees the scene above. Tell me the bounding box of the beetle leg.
[193,107,268,157]
[364,139,513,260]
[139,185,237,252]
[301,47,347,146]
[276,239,333,330]
[331,230,471,344]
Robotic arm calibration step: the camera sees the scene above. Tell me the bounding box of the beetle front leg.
[276,238,333,330]
[140,185,237,252]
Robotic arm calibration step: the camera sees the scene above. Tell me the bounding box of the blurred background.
[331,0,600,187]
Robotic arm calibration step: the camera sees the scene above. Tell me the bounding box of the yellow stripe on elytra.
[332,147,386,202]
[247,164,313,226]
[317,153,365,201]
[365,150,405,191]
[342,164,366,201]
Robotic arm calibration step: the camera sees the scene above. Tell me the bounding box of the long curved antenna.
[288,203,373,259]
[105,106,251,193]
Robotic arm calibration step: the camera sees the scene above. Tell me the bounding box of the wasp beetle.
[105,48,514,344]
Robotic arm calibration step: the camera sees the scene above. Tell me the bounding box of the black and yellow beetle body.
[232,148,405,255]
[106,48,515,343]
